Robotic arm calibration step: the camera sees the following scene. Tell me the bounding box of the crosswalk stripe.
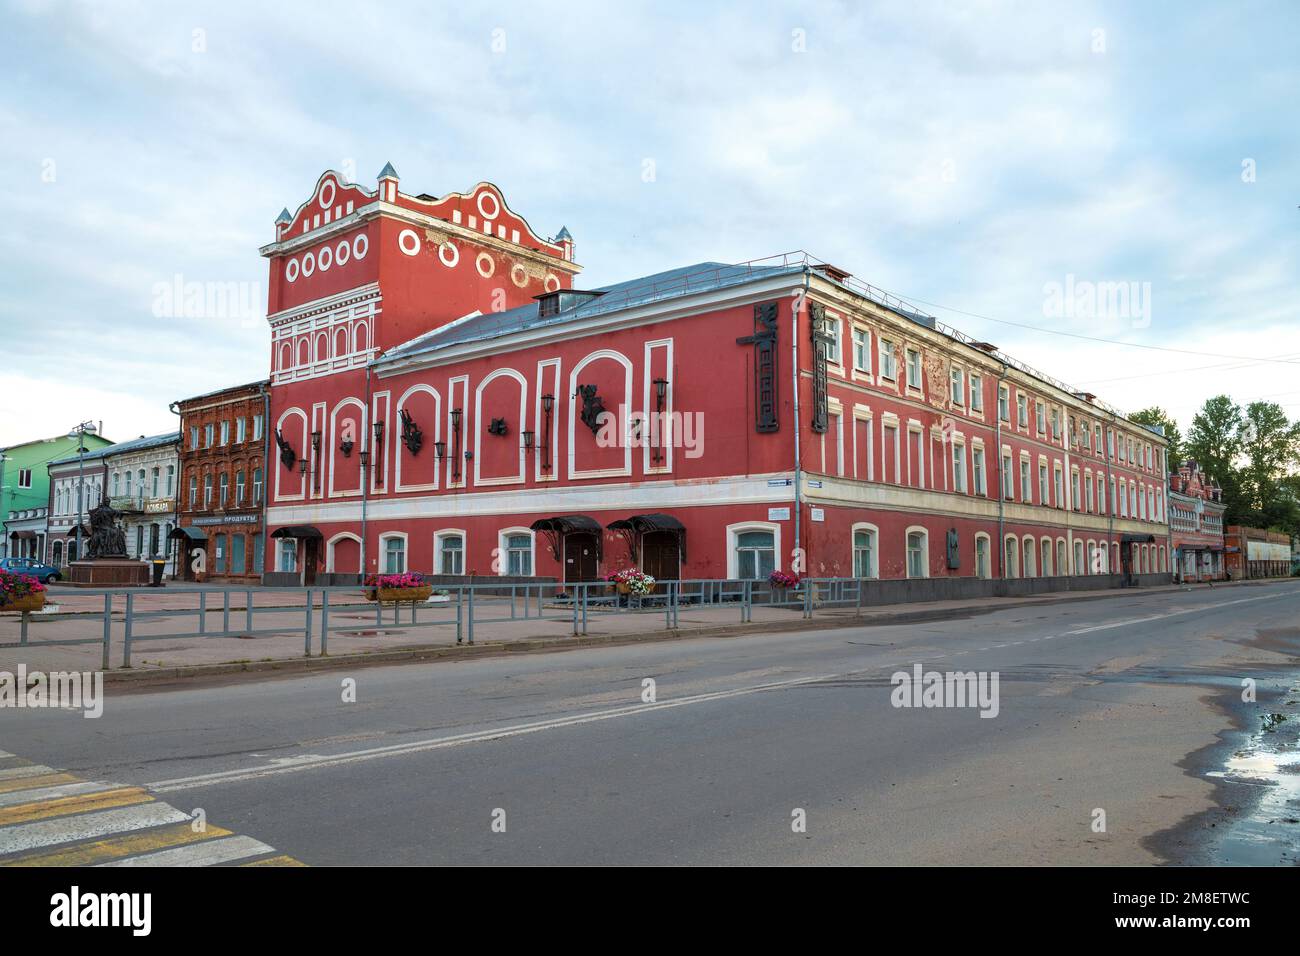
[0,765,55,782]
[0,780,117,808]
[242,854,306,867]
[100,834,276,867]
[0,772,79,794]
[0,787,151,826]
[0,804,191,855]
[1,821,233,866]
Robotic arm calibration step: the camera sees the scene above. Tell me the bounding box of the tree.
[1239,401,1300,532]
[1128,407,1181,466]
[1184,396,1246,523]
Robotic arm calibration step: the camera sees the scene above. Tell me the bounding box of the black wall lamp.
[540,394,555,472]
[372,421,385,485]
[450,408,463,481]
[652,378,670,463]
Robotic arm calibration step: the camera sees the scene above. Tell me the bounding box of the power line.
[898,295,1300,366]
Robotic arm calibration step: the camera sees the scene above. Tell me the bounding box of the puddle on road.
[1204,687,1300,866]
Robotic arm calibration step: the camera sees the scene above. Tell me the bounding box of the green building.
[1,432,114,560]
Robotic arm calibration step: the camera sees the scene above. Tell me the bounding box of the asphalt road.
[3,580,1299,865]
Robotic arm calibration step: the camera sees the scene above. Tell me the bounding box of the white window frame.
[905,526,929,579]
[379,532,408,574]
[498,527,535,577]
[726,521,781,580]
[851,522,879,579]
[435,528,467,576]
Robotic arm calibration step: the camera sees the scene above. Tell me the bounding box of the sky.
[2,0,1298,449]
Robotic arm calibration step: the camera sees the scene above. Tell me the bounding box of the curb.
[98,577,1300,688]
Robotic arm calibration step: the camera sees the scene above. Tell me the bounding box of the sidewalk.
[1,577,1295,683]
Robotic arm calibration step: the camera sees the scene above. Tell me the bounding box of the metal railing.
[0,577,884,669]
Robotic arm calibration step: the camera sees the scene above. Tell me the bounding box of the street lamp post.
[69,421,97,562]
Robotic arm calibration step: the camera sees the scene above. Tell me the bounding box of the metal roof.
[49,431,179,467]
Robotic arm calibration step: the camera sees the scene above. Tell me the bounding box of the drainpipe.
[360,364,372,577]
[1103,412,1115,575]
[168,401,181,578]
[260,383,271,583]
[995,364,1009,578]
[791,268,810,573]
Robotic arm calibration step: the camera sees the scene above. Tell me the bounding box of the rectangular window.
[823,315,841,365]
[972,447,985,496]
[253,415,264,441]
[236,418,247,443]
[1053,466,1063,509]
[905,349,922,389]
[506,534,533,576]
[1071,471,1081,510]
[189,426,199,450]
[17,469,32,488]
[278,539,297,573]
[852,328,870,373]
[1039,465,1050,507]
[879,339,897,380]
[440,535,464,575]
[1017,395,1028,428]
[950,368,964,406]
[1020,459,1032,502]
[384,537,406,574]
[952,444,967,493]
[1001,453,1013,499]
[220,421,230,446]
[998,385,1010,422]
[969,374,983,412]
[1035,401,1046,434]
[204,424,214,447]
[1085,474,1094,513]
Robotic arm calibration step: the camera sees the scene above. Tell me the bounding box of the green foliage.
[1128,407,1181,463]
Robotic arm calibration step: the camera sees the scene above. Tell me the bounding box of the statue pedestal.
[68,559,151,588]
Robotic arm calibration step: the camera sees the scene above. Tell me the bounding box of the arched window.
[1041,538,1053,576]
[906,529,929,579]
[437,531,464,575]
[1004,535,1020,579]
[1074,540,1085,575]
[1023,536,1037,577]
[218,473,229,508]
[974,533,991,579]
[253,468,263,505]
[203,474,213,509]
[235,470,246,505]
[852,525,878,579]
[735,530,776,580]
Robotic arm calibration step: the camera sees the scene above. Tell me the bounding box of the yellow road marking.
[2,821,233,866]
[0,772,79,794]
[241,854,306,866]
[0,787,152,826]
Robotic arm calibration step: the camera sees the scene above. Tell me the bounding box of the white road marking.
[0,804,191,854]
[0,765,55,781]
[100,835,275,867]
[146,671,841,793]
[0,780,116,808]
[1065,592,1287,635]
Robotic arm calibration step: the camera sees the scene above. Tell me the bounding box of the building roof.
[50,431,179,467]
[174,379,269,408]
[381,260,808,363]
[375,250,1167,437]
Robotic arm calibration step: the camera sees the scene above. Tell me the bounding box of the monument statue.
[86,500,128,559]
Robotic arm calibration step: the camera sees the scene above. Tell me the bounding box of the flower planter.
[366,585,433,604]
[1,592,47,614]
[616,581,657,596]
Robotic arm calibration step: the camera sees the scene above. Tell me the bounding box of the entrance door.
[563,532,599,583]
[302,538,319,586]
[641,531,680,582]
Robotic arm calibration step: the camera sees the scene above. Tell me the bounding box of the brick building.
[1167,459,1225,582]
[253,165,1171,589]
[1225,525,1292,579]
[171,381,269,582]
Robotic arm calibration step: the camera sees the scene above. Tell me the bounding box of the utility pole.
[70,421,97,560]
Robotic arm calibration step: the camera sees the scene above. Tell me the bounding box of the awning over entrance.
[529,515,603,535]
[1121,533,1156,544]
[169,526,208,542]
[607,513,687,562]
[9,531,35,540]
[271,525,323,539]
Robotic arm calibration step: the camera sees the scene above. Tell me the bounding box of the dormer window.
[535,288,605,320]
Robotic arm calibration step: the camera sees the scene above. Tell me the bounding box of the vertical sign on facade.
[737,301,780,433]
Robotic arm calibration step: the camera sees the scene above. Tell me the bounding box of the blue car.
[0,557,62,583]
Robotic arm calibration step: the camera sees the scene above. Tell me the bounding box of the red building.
[172,381,269,582]
[258,165,1171,588]
[1167,460,1225,581]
